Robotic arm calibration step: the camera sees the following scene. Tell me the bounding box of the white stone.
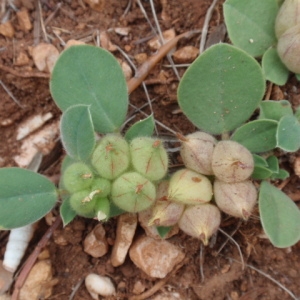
[111,213,137,267]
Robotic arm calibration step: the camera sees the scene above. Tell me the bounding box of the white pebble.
[85,274,116,299]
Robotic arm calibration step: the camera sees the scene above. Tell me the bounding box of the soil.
[0,0,300,300]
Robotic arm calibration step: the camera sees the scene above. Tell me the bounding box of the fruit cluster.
[147,132,257,245]
[62,134,168,219]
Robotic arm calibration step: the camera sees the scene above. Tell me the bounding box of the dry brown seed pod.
[214,179,257,220]
[277,24,300,74]
[179,131,217,175]
[275,0,300,38]
[178,204,221,245]
[211,140,254,183]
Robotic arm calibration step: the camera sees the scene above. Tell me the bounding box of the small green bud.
[69,190,97,218]
[91,134,130,180]
[277,24,300,73]
[214,179,257,220]
[62,162,94,193]
[91,177,111,198]
[212,140,254,183]
[111,172,156,213]
[168,169,213,205]
[130,137,168,181]
[275,0,300,38]
[179,131,217,175]
[178,204,221,245]
[94,197,110,221]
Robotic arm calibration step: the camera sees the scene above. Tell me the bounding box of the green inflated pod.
[69,190,97,218]
[111,172,156,213]
[91,177,111,198]
[178,204,221,246]
[168,169,213,205]
[91,134,130,180]
[62,162,94,193]
[94,196,110,221]
[130,137,168,181]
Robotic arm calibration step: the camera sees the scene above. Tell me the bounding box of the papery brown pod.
[168,169,213,205]
[212,140,254,183]
[277,24,300,74]
[178,204,221,245]
[148,200,185,227]
[275,0,300,38]
[179,131,217,175]
[214,179,257,220]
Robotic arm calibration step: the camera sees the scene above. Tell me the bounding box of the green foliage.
[262,48,289,85]
[223,0,278,57]
[178,44,265,134]
[259,181,300,248]
[0,168,57,229]
[124,115,155,142]
[259,100,293,121]
[60,197,76,227]
[50,45,128,133]
[231,120,278,152]
[60,105,95,162]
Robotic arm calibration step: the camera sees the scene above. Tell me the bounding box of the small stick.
[11,215,62,300]
[38,0,49,43]
[199,0,219,53]
[0,63,50,78]
[0,80,23,107]
[127,30,199,94]
[223,255,299,300]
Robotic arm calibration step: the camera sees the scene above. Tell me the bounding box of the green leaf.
[60,105,95,162]
[259,181,300,248]
[270,168,289,180]
[259,100,293,121]
[50,45,128,133]
[231,119,278,152]
[124,115,155,142]
[296,73,300,81]
[178,44,265,134]
[276,115,300,152]
[224,0,278,57]
[295,106,300,122]
[156,226,172,238]
[60,197,76,227]
[262,48,290,85]
[0,168,57,229]
[252,165,273,180]
[253,154,268,167]
[266,155,279,173]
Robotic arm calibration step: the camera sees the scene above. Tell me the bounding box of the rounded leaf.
[178,44,265,134]
[259,181,300,248]
[50,45,128,133]
[0,168,57,229]
[224,0,278,57]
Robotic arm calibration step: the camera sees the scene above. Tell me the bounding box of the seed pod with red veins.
[212,140,254,183]
[178,204,221,245]
[168,169,213,205]
[63,162,94,193]
[91,134,130,180]
[275,0,300,38]
[214,179,257,220]
[130,137,168,181]
[111,172,156,213]
[179,131,217,175]
[277,24,300,74]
